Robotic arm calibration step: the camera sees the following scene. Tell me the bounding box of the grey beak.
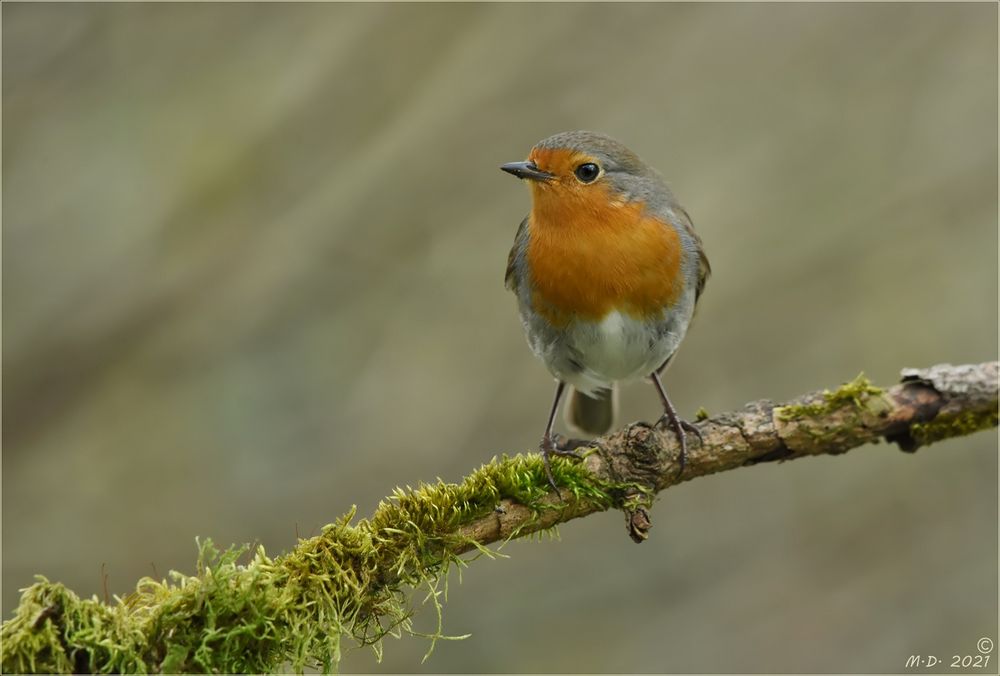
[500,160,555,182]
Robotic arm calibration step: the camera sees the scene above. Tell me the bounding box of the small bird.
[501,131,710,489]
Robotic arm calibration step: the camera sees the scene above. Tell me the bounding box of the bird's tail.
[564,386,617,436]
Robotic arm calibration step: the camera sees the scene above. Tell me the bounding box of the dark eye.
[574,162,601,183]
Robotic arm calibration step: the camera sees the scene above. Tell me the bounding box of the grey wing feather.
[677,206,710,302]
[505,216,529,292]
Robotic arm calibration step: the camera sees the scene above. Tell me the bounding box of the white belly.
[561,310,672,394]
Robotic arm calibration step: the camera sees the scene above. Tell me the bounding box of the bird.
[501,130,710,490]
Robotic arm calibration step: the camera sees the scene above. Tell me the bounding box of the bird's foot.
[540,434,586,493]
[550,433,591,457]
[655,414,703,478]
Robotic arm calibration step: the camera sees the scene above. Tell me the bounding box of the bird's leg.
[650,371,701,478]
[538,381,584,491]
[539,381,565,491]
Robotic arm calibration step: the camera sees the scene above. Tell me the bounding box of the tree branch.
[2,362,996,673]
[459,361,998,544]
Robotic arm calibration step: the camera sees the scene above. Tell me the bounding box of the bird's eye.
[574,162,601,184]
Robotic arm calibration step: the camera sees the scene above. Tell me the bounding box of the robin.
[501,130,710,490]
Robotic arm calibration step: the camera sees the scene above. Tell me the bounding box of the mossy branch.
[3,362,997,673]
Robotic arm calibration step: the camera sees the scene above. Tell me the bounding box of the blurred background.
[3,3,997,672]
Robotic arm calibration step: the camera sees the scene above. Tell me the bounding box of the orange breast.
[525,183,683,328]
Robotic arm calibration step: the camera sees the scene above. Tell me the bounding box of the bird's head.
[501,131,659,223]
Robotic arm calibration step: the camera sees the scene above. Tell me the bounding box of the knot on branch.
[596,422,666,543]
[888,362,1000,451]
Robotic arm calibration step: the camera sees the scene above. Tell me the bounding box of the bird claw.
[655,414,702,478]
[678,418,704,443]
[549,433,588,458]
[540,435,585,493]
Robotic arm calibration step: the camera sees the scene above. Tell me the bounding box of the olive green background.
[3,3,997,672]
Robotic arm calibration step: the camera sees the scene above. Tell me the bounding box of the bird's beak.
[500,160,555,182]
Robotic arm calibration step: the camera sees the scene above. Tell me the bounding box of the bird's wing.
[676,206,710,302]
[504,216,529,293]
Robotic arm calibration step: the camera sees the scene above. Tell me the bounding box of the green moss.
[910,409,1000,445]
[618,483,656,512]
[775,373,884,421]
[694,407,710,422]
[1,451,618,674]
